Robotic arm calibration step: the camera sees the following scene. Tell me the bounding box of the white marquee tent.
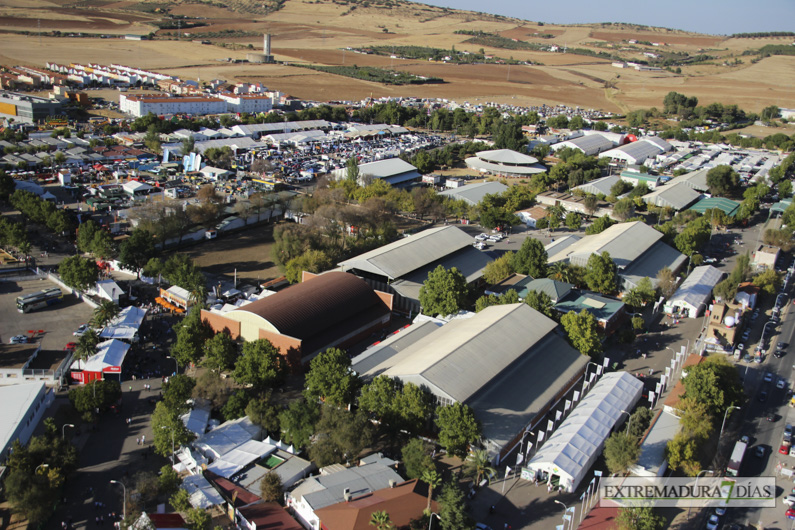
[523,372,643,492]
[663,265,723,318]
[205,439,276,478]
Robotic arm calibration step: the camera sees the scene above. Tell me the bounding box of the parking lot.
[0,278,95,352]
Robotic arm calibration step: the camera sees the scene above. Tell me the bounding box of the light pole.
[35,463,49,474]
[720,405,741,441]
[428,512,440,530]
[689,470,712,517]
[62,423,75,440]
[554,499,571,530]
[110,480,127,525]
[166,355,178,376]
[620,410,633,434]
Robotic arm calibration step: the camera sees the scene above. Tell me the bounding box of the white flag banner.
[589,373,597,384]
[573,390,580,402]
[603,357,610,367]
[597,365,603,375]
[538,431,545,443]
[656,383,663,394]
[548,420,555,431]
[648,390,656,403]
[594,470,603,477]
[516,453,523,466]
[565,399,572,411]
[670,359,677,370]
[555,410,562,422]
[563,514,572,521]
[665,367,671,377]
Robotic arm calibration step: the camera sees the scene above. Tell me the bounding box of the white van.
[205,229,217,240]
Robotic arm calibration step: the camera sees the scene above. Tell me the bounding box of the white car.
[9,335,28,344]
[706,514,720,530]
[73,324,89,336]
[473,241,487,250]
[779,378,787,390]
[475,234,489,241]
[764,372,773,383]
[785,494,795,506]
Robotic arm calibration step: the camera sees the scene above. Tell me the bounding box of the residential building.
[119,94,226,117]
[752,244,780,270]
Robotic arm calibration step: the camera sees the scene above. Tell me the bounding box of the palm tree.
[74,329,100,369]
[465,449,496,486]
[91,299,120,328]
[421,469,442,514]
[368,511,393,530]
[547,261,572,284]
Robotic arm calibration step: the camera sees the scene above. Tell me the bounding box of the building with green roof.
[688,197,741,217]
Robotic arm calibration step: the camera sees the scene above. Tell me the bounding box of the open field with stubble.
[0,0,793,115]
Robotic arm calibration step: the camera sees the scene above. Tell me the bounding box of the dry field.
[0,0,790,116]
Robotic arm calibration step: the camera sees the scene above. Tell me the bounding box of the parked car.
[780,444,790,455]
[764,372,774,383]
[73,324,89,336]
[9,335,28,344]
[779,379,788,390]
[755,445,766,458]
[706,514,720,530]
[715,507,727,516]
[787,507,795,520]
[475,233,488,241]
[64,342,78,351]
[759,391,768,402]
[784,495,795,506]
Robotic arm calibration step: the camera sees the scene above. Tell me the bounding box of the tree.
[309,406,374,466]
[585,251,617,294]
[158,464,182,497]
[162,374,197,415]
[525,290,554,318]
[513,238,547,278]
[58,255,99,291]
[421,469,442,513]
[464,449,496,485]
[170,308,213,367]
[91,299,120,328]
[656,267,677,298]
[152,402,194,458]
[666,431,701,476]
[186,508,211,530]
[482,252,515,284]
[628,407,653,439]
[401,439,435,479]
[616,506,666,530]
[74,329,100,370]
[181,136,196,157]
[565,212,582,230]
[561,309,603,358]
[682,355,743,418]
[358,375,399,422]
[285,249,332,284]
[612,198,635,221]
[583,195,599,217]
[753,268,781,295]
[202,332,238,373]
[585,215,615,235]
[394,383,435,435]
[233,339,287,390]
[68,380,122,417]
[437,481,470,530]
[369,511,393,530]
[706,165,741,197]
[604,431,641,475]
[260,471,284,504]
[760,105,780,122]
[119,228,156,278]
[677,397,714,440]
[304,347,359,407]
[76,220,100,253]
[346,156,360,183]
[435,402,481,459]
[170,489,191,513]
[246,391,281,434]
[418,265,469,317]
[279,399,320,449]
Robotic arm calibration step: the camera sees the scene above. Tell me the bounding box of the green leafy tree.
[513,237,548,278]
[666,431,701,476]
[401,439,435,479]
[170,308,214,367]
[628,407,653,439]
[260,471,284,505]
[309,406,374,466]
[612,198,636,221]
[753,268,781,295]
[170,489,191,513]
[474,290,520,312]
[585,215,615,235]
[202,331,238,373]
[585,251,618,294]
[91,299,120,328]
[279,398,320,449]
[58,255,99,291]
[604,431,641,475]
[369,510,393,530]
[285,249,332,284]
[73,329,100,370]
[437,481,471,530]
[565,212,582,230]
[222,390,250,421]
[158,464,182,497]
[464,449,496,485]
[119,228,156,278]
[677,397,714,440]
[246,391,281,434]
[656,267,677,299]
[481,252,515,284]
[304,347,359,407]
[616,506,666,530]
[706,165,741,197]
[418,265,469,317]
[186,508,211,530]
[561,309,603,358]
[435,402,481,459]
[76,220,100,253]
[681,355,743,418]
[233,339,287,390]
[524,290,554,318]
[68,379,122,416]
[358,375,399,422]
[152,402,195,458]
[346,156,360,183]
[162,374,196,415]
[395,383,435,435]
[421,469,442,513]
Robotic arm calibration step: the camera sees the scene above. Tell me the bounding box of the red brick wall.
[374,290,394,311]
[201,310,241,339]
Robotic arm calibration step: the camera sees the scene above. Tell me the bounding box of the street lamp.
[166,355,178,376]
[35,463,49,474]
[720,406,741,441]
[620,410,633,434]
[553,500,572,530]
[689,470,712,517]
[110,480,127,525]
[428,512,440,530]
[62,423,75,440]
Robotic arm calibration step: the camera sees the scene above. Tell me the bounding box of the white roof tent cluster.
[524,372,643,492]
[465,149,546,177]
[664,265,724,318]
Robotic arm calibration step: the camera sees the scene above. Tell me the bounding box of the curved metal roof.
[234,271,383,338]
[475,149,539,165]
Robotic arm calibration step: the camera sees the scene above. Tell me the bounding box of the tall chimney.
[264,34,272,56]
